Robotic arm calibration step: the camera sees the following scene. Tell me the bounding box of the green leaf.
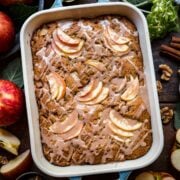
[1,58,24,88]
[8,4,38,30]
[147,0,180,40]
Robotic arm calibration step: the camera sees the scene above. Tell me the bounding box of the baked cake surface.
[31,15,152,166]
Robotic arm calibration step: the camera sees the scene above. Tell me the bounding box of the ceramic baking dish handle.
[50,1,131,180]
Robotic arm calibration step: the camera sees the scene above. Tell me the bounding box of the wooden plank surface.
[152,33,180,103]
[128,32,180,179]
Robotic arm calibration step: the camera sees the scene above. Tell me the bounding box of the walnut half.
[160,106,174,124]
[159,64,173,81]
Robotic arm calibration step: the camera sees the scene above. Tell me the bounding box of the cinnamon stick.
[160,44,180,57]
[161,51,180,61]
[170,42,180,50]
[172,36,180,43]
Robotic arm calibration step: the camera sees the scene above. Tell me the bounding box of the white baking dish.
[20,2,164,178]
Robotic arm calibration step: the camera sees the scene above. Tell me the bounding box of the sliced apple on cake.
[49,111,78,134]
[52,28,84,58]
[121,76,139,101]
[46,72,66,100]
[49,111,83,141]
[103,26,130,53]
[85,60,106,72]
[77,80,103,102]
[109,110,142,131]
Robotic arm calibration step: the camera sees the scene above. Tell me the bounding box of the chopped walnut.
[156,80,163,93]
[159,64,173,81]
[161,74,171,81]
[160,106,174,124]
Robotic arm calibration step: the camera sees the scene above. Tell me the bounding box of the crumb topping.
[31,16,152,166]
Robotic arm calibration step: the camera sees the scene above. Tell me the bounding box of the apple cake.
[31,15,152,166]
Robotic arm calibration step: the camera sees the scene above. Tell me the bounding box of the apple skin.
[0,80,24,126]
[0,12,15,53]
[0,0,33,6]
[0,149,32,179]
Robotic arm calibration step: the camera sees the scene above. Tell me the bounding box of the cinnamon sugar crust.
[31,15,152,166]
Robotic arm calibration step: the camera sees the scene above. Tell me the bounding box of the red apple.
[0,0,33,6]
[0,12,15,53]
[0,80,24,126]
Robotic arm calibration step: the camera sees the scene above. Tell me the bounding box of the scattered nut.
[163,70,172,77]
[159,64,173,74]
[160,106,174,124]
[156,80,163,93]
[161,74,170,81]
[159,64,173,81]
